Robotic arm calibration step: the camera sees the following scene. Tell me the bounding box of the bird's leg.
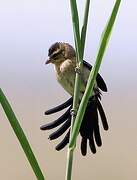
[70,109,77,119]
[75,66,81,74]
[75,63,81,74]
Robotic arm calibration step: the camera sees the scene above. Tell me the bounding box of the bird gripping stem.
[75,62,83,74]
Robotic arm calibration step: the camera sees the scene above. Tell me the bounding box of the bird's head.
[46,42,76,65]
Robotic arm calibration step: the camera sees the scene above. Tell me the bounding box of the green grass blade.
[69,0,121,148]
[0,88,45,180]
[65,1,84,180]
[69,0,82,62]
[69,0,82,126]
[81,0,91,57]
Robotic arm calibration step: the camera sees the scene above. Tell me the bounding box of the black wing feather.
[40,106,72,130]
[49,116,71,140]
[83,60,107,92]
[45,97,73,115]
[55,131,70,151]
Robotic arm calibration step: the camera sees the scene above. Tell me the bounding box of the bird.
[40,42,108,156]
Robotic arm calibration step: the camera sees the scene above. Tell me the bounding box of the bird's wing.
[44,97,73,115]
[83,60,107,92]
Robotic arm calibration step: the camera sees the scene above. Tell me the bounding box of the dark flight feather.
[83,60,107,92]
[55,131,70,151]
[45,97,73,115]
[40,106,72,130]
[49,116,71,140]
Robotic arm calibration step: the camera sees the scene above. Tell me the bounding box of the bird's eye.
[51,52,59,59]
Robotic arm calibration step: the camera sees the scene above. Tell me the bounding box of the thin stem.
[69,0,121,149]
[69,0,82,62]
[65,1,82,180]
[65,1,92,180]
[81,0,91,57]
[0,88,45,180]
[65,148,74,180]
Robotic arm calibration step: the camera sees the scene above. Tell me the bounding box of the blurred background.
[0,0,137,179]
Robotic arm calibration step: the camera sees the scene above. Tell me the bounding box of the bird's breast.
[54,60,97,98]
[54,60,76,96]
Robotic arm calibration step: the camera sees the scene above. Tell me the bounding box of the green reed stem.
[65,1,91,180]
[69,0,82,62]
[69,0,121,149]
[81,0,91,57]
[0,88,45,180]
[65,1,80,180]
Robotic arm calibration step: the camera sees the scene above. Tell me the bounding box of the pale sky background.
[0,0,137,180]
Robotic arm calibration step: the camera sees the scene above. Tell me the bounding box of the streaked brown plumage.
[41,42,108,156]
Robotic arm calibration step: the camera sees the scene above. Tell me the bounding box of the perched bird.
[40,42,108,156]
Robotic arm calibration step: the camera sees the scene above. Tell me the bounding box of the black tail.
[80,96,108,155]
[40,96,108,156]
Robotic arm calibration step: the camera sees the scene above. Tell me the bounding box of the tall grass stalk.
[65,1,91,180]
[66,0,121,180]
[65,1,81,180]
[81,0,91,57]
[0,88,45,180]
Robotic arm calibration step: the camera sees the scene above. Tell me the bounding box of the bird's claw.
[70,108,77,118]
[75,66,81,74]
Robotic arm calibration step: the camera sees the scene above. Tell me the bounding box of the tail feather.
[93,105,102,146]
[45,97,73,115]
[55,131,70,151]
[49,116,71,140]
[89,138,96,154]
[42,95,108,155]
[80,98,96,139]
[81,138,87,156]
[97,98,109,130]
[80,96,103,154]
[40,106,72,130]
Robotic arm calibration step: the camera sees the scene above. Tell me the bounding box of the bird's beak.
[45,58,52,64]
